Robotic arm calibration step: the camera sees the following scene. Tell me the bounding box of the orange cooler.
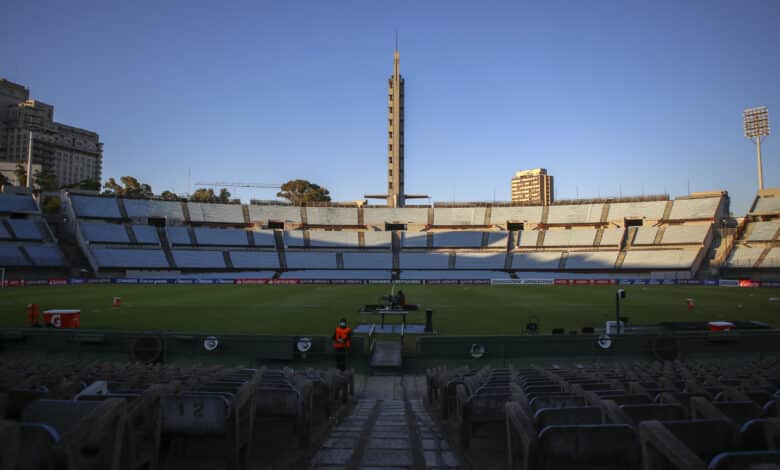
[43,309,81,329]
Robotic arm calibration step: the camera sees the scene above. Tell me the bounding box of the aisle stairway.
[308,376,460,469]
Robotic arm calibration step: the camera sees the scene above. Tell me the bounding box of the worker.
[396,290,406,307]
[332,317,352,371]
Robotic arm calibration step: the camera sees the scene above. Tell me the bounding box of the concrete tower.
[387,48,405,207]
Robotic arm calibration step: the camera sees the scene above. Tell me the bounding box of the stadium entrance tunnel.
[1,328,779,372]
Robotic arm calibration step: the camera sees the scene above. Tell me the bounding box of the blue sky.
[2,0,778,214]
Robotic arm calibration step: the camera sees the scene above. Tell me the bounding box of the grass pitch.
[0,284,778,335]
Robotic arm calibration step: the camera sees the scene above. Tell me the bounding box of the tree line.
[1,164,332,205]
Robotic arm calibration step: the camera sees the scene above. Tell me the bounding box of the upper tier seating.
[761,247,780,268]
[726,246,765,268]
[455,252,506,269]
[543,229,597,247]
[547,204,603,224]
[363,232,392,248]
[171,250,226,269]
[308,231,359,248]
[489,206,543,224]
[252,229,275,247]
[600,228,624,246]
[516,230,538,247]
[166,226,192,245]
[91,247,169,268]
[249,205,301,224]
[7,219,43,240]
[187,202,244,223]
[124,199,185,220]
[620,249,698,269]
[342,252,392,269]
[402,231,428,248]
[69,195,122,218]
[565,251,618,269]
[284,231,305,247]
[433,207,486,225]
[305,207,358,225]
[0,245,29,266]
[668,197,720,220]
[399,252,450,269]
[607,201,667,221]
[661,224,710,244]
[194,227,249,246]
[0,193,38,213]
[511,252,562,270]
[80,222,129,243]
[399,270,510,280]
[280,270,391,280]
[285,252,338,269]
[433,231,483,248]
[25,245,66,266]
[746,221,780,242]
[487,232,509,248]
[751,194,780,214]
[229,251,279,269]
[131,225,160,244]
[364,207,428,225]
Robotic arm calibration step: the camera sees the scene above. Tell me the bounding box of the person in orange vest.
[332,317,352,371]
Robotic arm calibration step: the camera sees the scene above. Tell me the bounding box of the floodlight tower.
[743,106,770,191]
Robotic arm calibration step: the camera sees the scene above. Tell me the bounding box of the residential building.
[511,168,554,205]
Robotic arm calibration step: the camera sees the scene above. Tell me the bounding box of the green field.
[0,284,778,335]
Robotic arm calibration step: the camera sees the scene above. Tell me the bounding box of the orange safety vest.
[333,326,352,349]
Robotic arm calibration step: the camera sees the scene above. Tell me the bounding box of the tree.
[188,187,232,203]
[103,176,153,198]
[276,179,331,205]
[66,178,101,191]
[14,164,26,186]
[41,195,61,214]
[0,173,10,187]
[160,190,180,201]
[34,167,58,191]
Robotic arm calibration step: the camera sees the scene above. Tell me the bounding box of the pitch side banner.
[490,279,555,285]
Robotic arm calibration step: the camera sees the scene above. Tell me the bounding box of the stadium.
[2,5,780,470]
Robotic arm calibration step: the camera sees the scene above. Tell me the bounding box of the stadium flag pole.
[26,131,34,189]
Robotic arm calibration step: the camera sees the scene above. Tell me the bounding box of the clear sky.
[2,0,778,214]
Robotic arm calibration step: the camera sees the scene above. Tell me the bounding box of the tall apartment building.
[0,78,103,188]
[511,168,554,205]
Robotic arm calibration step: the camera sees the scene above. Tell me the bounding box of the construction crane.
[193,182,282,189]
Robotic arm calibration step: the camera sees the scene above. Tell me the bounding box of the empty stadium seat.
[229,251,279,269]
[399,270,509,280]
[124,199,185,220]
[668,197,720,220]
[363,231,392,247]
[171,250,226,269]
[543,229,596,247]
[69,195,122,219]
[194,227,249,246]
[305,207,358,225]
[399,252,450,269]
[25,245,66,267]
[489,206,543,225]
[252,229,275,247]
[0,192,38,214]
[512,252,562,270]
[308,231,359,248]
[547,204,604,224]
[364,207,428,225]
[434,231,483,248]
[661,224,710,244]
[80,221,130,243]
[600,228,624,246]
[165,226,192,245]
[248,204,301,224]
[0,245,30,266]
[620,250,698,269]
[565,251,618,270]
[342,252,392,269]
[7,219,43,240]
[516,230,539,247]
[726,246,764,268]
[746,220,780,242]
[633,226,659,245]
[280,270,391,279]
[455,252,506,269]
[607,201,667,221]
[402,231,428,248]
[487,231,509,248]
[187,202,244,223]
[131,224,160,244]
[434,207,486,225]
[762,248,780,268]
[91,247,170,269]
[285,251,338,269]
[284,230,306,247]
[751,195,780,215]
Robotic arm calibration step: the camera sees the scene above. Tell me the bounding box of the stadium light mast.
[743,106,770,191]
